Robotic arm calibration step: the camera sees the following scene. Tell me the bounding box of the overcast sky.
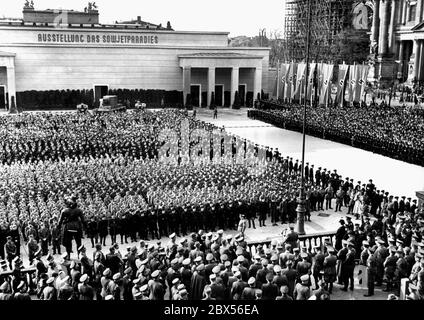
[1,0,285,37]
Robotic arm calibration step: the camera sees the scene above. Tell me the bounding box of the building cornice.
[0,24,230,36]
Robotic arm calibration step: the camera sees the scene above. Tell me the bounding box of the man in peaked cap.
[364,248,377,297]
[241,277,257,300]
[58,275,74,300]
[4,235,17,269]
[78,274,95,300]
[190,263,207,300]
[341,242,356,291]
[336,240,348,284]
[294,274,310,300]
[296,252,311,283]
[374,238,389,286]
[335,219,346,251]
[149,269,165,300]
[323,246,337,294]
[42,277,57,300]
[312,245,325,289]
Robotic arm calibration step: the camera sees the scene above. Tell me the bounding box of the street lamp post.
[296,0,312,235]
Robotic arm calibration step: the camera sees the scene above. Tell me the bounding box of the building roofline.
[0,43,270,51]
[178,53,264,59]
[0,24,230,35]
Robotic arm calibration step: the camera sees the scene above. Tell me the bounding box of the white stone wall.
[0,26,270,93]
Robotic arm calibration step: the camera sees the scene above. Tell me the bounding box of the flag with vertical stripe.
[359,64,369,102]
[294,63,306,101]
[335,64,349,106]
[282,62,292,101]
[307,62,316,101]
[317,62,324,99]
[272,66,279,97]
[289,62,298,100]
[319,64,334,106]
[348,64,360,103]
[279,62,289,100]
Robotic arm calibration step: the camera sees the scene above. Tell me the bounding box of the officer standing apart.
[58,196,86,259]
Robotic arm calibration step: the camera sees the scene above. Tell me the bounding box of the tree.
[210,92,216,109]
[233,91,241,109]
[330,28,370,65]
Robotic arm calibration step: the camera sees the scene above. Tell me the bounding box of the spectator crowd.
[248,103,424,166]
[0,108,423,300]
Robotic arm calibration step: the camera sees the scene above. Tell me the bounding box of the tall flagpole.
[296,0,312,236]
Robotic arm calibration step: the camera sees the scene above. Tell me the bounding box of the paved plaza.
[10,107,409,300]
[197,108,424,199]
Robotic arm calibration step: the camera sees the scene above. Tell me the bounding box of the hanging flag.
[289,62,298,100]
[279,62,289,100]
[271,68,278,98]
[293,63,306,101]
[283,63,292,101]
[317,62,324,99]
[347,64,354,103]
[335,64,349,106]
[348,64,360,103]
[319,64,334,106]
[359,64,369,102]
[307,62,316,101]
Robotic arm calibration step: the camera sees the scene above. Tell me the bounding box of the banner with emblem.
[335,64,349,106]
[319,63,334,106]
[271,68,278,98]
[294,62,306,101]
[359,64,369,102]
[348,63,360,103]
[279,62,289,100]
[289,62,298,101]
[316,62,324,100]
[282,62,292,101]
[307,62,316,101]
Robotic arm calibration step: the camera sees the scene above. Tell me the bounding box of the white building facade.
[0,7,270,109]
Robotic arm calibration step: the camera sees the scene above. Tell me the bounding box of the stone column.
[182,66,191,106]
[398,40,405,78]
[371,0,380,49]
[419,41,424,81]
[402,0,408,24]
[207,67,215,107]
[413,39,421,80]
[416,0,423,24]
[397,0,404,25]
[253,67,262,102]
[406,2,411,23]
[379,0,391,55]
[6,66,16,110]
[230,67,239,107]
[389,0,397,53]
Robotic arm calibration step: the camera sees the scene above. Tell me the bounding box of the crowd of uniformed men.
[0,108,423,300]
[248,102,424,166]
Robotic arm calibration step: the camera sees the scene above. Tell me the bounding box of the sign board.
[356,265,368,289]
[352,3,369,30]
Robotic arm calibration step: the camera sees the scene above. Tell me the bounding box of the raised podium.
[97,95,126,112]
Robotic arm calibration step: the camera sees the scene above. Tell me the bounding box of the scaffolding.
[284,0,355,62]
